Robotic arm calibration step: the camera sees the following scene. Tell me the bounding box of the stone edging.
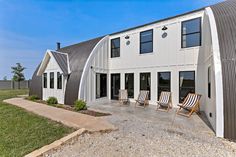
[25,128,86,157]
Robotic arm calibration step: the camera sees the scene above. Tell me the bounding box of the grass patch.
[0,89,74,157]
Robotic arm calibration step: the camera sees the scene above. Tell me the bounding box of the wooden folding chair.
[156,91,172,112]
[176,93,202,117]
[119,89,128,105]
[135,90,149,108]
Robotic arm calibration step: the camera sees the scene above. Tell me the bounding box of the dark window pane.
[111,38,120,58]
[140,29,153,54]
[182,18,201,34]
[57,72,62,89]
[125,73,134,98]
[179,71,195,102]
[141,30,153,42]
[50,72,54,89]
[208,66,211,98]
[182,33,201,48]
[96,73,107,98]
[43,73,47,88]
[140,42,153,54]
[140,73,151,99]
[181,17,201,48]
[158,72,171,98]
[111,48,120,58]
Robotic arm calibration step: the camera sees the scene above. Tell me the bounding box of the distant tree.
[11,63,26,89]
[3,76,7,80]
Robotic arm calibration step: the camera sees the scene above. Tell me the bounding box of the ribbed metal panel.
[29,64,42,99]
[51,51,69,75]
[211,0,236,140]
[59,37,103,105]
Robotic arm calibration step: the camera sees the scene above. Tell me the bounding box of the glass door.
[140,73,151,99]
[111,74,120,100]
[158,72,171,98]
[179,71,195,102]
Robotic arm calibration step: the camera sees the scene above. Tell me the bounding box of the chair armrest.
[177,104,183,107]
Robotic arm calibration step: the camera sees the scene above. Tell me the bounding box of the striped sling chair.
[156,91,172,112]
[135,90,149,108]
[176,93,202,117]
[119,89,128,104]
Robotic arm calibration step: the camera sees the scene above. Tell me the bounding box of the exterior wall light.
[162,26,168,31]
[125,35,130,39]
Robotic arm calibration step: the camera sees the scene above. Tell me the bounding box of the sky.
[0,0,224,80]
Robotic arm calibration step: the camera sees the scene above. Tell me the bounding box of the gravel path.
[50,102,236,157]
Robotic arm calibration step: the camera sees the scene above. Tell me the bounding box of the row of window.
[108,71,196,103]
[111,17,202,58]
[43,72,62,89]
[124,71,195,102]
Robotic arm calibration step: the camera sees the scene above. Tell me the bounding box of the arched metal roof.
[210,0,236,140]
[58,36,103,105]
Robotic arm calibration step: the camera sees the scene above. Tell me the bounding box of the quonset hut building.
[30,1,236,140]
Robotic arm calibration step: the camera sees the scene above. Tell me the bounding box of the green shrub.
[27,95,39,101]
[74,100,87,111]
[46,97,58,105]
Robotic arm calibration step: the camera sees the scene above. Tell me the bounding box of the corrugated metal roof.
[51,51,69,75]
[210,0,236,140]
[58,36,103,105]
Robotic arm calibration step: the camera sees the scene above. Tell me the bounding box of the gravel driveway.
[50,101,236,157]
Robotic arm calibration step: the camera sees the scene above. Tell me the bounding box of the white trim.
[78,36,109,99]
[205,7,224,137]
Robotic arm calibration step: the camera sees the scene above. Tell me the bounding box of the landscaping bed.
[0,89,74,157]
[26,96,111,117]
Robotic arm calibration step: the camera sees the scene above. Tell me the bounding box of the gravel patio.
[51,100,236,157]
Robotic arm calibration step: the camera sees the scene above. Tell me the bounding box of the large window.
[140,73,151,99]
[96,73,107,98]
[181,17,201,48]
[158,72,171,98]
[57,72,62,89]
[140,29,153,54]
[43,73,47,88]
[111,38,120,58]
[179,71,195,102]
[208,66,211,98]
[125,73,134,98]
[50,72,54,89]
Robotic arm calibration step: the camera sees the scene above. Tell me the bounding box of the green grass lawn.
[0,89,74,157]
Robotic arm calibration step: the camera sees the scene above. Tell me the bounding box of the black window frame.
[181,17,202,48]
[125,73,134,98]
[57,72,62,89]
[50,72,54,89]
[43,73,47,88]
[140,72,151,100]
[208,66,211,98]
[157,72,171,99]
[111,37,120,58]
[140,29,153,54]
[179,71,195,103]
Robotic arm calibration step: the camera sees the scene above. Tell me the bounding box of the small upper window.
[57,72,62,89]
[43,73,47,88]
[181,17,201,48]
[140,29,153,54]
[111,38,120,58]
[50,72,54,89]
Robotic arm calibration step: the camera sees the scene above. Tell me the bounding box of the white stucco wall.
[42,56,66,104]
[108,10,204,105]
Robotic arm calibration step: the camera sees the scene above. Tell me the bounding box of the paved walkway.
[4,98,116,132]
